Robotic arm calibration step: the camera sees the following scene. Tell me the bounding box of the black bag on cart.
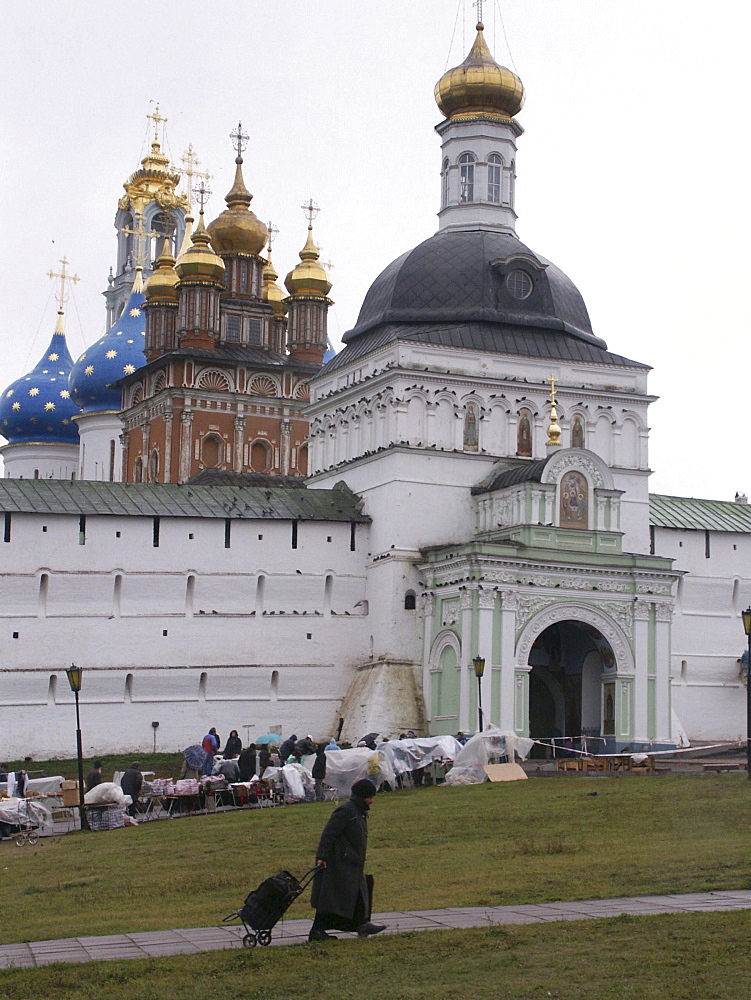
[223,867,316,947]
[240,870,302,930]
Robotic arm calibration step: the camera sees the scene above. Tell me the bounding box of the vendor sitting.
[215,756,241,782]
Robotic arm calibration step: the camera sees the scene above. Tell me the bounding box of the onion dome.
[175,210,226,285]
[207,155,268,255]
[143,238,180,304]
[0,309,79,444]
[285,225,332,297]
[69,271,147,414]
[262,247,287,317]
[145,237,179,304]
[435,22,524,121]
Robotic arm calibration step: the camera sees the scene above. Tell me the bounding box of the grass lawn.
[1,912,750,999]
[1,774,749,947]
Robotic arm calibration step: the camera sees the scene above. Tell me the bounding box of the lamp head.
[742,608,751,637]
[66,663,82,693]
[473,655,486,678]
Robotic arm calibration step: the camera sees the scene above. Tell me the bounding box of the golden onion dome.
[263,247,287,317]
[175,211,226,285]
[206,155,268,256]
[435,22,524,121]
[285,225,332,297]
[145,237,179,303]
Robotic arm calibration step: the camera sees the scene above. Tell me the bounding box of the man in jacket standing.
[308,778,386,941]
[120,762,143,817]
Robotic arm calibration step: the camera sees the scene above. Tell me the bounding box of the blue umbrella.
[255,734,281,744]
[183,745,207,769]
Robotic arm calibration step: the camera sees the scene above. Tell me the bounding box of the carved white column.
[234,415,246,473]
[499,590,517,731]
[477,587,496,730]
[279,418,290,475]
[179,409,194,483]
[655,602,673,743]
[459,589,474,731]
[632,598,651,742]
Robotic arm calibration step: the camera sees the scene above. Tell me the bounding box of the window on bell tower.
[459,153,475,202]
[487,153,503,203]
[441,158,449,207]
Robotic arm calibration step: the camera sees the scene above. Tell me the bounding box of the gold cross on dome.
[120,212,159,268]
[193,180,212,212]
[48,256,80,312]
[547,373,558,404]
[147,104,168,144]
[230,121,249,157]
[178,144,212,211]
[301,198,320,227]
[266,220,279,248]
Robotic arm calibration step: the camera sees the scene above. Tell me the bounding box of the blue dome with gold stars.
[69,273,147,414]
[0,315,79,445]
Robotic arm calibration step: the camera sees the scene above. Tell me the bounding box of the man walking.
[308,778,386,941]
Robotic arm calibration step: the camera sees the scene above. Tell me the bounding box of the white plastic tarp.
[301,746,396,796]
[378,736,463,776]
[444,726,533,785]
[279,763,316,803]
[0,797,53,833]
[84,782,131,807]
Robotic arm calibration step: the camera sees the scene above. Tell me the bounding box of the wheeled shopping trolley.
[223,867,317,947]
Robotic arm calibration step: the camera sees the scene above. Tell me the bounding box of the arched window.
[149,449,159,483]
[441,158,450,207]
[202,434,223,469]
[151,210,177,260]
[185,575,195,617]
[250,439,271,472]
[113,574,122,618]
[38,573,49,618]
[271,669,279,703]
[109,439,116,481]
[255,574,265,614]
[517,409,533,457]
[487,153,503,203]
[324,574,333,614]
[559,470,589,529]
[125,673,134,703]
[134,457,143,482]
[571,414,585,449]
[463,403,479,451]
[404,590,417,610]
[298,444,308,476]
[459,153,475,202]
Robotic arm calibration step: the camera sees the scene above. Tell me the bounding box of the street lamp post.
[65,664,90,831]
[742,609,751,779]
[472,656,485,734]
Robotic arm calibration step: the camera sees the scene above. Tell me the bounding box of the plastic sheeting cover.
[444,727,534,785]
[84,781,131,807]
[0,797,53,832]
[301,746,397,796]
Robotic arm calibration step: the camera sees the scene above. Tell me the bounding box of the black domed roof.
[322,229,644,374]
[351,229,599,343]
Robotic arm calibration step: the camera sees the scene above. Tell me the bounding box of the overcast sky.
[1,1,748,499]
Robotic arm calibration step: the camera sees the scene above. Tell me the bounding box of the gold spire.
[435,22,524,121]
[285,200,332,297]
[546,374,562,447]
[262,244,287,317]
[118,108,187,216]
[206,122,268,255]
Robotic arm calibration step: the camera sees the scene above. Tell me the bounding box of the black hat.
[351,778,377,799]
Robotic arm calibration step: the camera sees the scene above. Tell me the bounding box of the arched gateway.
[516,604,633,751]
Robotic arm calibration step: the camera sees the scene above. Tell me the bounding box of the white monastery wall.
[655,525,751,742]
[0,509,373,757]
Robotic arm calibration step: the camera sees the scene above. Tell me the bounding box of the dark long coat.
[310,797,369,921]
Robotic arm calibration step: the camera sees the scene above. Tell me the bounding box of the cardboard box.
[61,780,79,806]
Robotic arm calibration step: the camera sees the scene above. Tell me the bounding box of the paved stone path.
[2,890,750,969]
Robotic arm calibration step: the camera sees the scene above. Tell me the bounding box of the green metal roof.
[0,479,369,523]
[650,494,751,532]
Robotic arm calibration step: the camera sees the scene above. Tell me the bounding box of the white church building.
[1,23,748,759]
